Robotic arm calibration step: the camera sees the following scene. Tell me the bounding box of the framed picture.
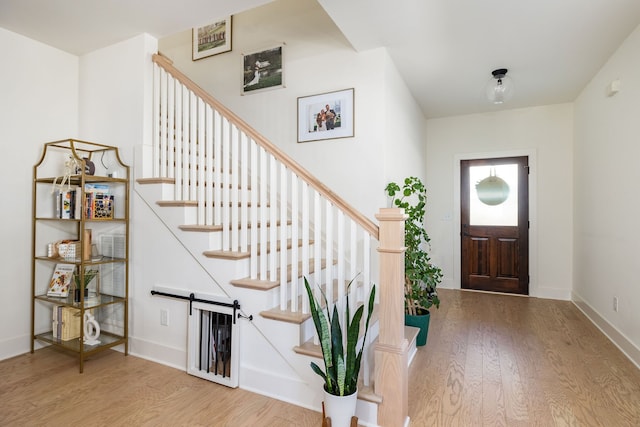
[242,45,284,94]
[192,17,232,60]
[297,88,354,143]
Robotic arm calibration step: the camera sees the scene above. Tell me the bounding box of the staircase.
[135,53,412,427]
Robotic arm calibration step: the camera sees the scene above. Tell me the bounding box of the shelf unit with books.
[31,139,130,373]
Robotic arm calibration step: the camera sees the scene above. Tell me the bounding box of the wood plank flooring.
[409,289,640,426]
[2,289,639,426]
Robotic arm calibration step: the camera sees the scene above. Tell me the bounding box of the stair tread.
[230,259,331,290]
[179,220,291,232]
[294,322,409,359]
[157,200,266,207]
[137,177,174,184]
[260,308,311,324]
[157,200,198,207]
[204,239,315,260]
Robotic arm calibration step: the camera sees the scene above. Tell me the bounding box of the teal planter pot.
[405,311,430,346]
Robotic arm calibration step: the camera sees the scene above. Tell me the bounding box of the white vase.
[323,388,357,427]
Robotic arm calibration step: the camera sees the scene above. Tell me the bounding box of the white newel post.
[375,208,409,427]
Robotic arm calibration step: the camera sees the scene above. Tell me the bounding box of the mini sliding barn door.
[187,301,239,388]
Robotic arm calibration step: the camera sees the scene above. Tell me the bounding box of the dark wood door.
[461,156,529,294]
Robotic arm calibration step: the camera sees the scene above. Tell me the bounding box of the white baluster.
[301,183,309,314]
[182,87,190,201]
[337,210,345,311]
[325,199,333,309]
[205,105,213,226]
[174,83,183,200]
[259,147,268,280]
[240,132,249,253]
[221,118,230,250]
[250,140,258,279]
[213,110,222,226]
[160,68,168,178]
[189,92,197,201]
[290,174,299,313]
[269,156,277,282]
[362,231,372,388]
[197,99,205,225]
[231,125,239,251]
[279,164,288,311]
[167,74,175,180]
[152,63,160,178]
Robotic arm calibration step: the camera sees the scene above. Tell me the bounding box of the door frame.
[453,149,539,296]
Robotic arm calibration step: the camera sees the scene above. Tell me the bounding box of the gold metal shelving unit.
[31,139,129,373]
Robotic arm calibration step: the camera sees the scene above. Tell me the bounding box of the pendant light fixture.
[486,68,514,104]
[475,168,510,206]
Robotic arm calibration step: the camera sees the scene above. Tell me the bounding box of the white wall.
[573,24,640,365]
[0,28,79,360]
[425,104,574,299]
[158,0,424,220]
[75,34,185,361]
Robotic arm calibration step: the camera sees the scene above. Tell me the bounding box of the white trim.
[452,149,539,296]
[572,292,640,370]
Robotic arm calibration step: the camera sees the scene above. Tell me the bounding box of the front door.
[460,156,529,294]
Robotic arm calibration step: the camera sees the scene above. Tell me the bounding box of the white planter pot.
[323,388,357,427]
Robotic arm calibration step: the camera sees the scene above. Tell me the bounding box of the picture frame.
[242,45,284,95]
[192,17,232,60]
[297,88,354,143]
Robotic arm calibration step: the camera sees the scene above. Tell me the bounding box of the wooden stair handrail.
[153,53,379,240]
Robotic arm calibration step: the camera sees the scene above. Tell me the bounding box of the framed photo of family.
[192,17,232,60]
[297,88,354,143]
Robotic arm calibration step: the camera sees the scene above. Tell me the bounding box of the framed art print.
[297,88,354,143]
[242,45,284,94]
[192,17,232,60]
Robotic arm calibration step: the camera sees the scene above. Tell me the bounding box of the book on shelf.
[47,264,75,297]
[52,306,81,341]
[84,184,113,220]
[55,187,81,219]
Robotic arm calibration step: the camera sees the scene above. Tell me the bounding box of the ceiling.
[2,0,639,118]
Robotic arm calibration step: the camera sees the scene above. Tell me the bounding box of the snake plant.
[304,276,376,396]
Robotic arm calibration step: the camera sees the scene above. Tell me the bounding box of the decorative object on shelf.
[52,155,81,192]
[73,268,99,303]
[304,277,375,427]
[297,88,354,143]
[385,177,443,346]
[242,44,284,95]
[47,264,75,297]
[192,16,232,60]
[83,312,101,345]
[83,229,92,261]
[82,157,95,175]
[486,68,514,104]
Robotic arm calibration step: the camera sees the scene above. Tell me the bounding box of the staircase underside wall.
[132,180,372,419]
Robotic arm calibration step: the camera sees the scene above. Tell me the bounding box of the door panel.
[461,157,529,294]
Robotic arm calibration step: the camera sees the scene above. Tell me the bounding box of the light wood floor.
[2,289,639,426]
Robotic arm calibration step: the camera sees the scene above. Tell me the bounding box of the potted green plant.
[385,177,443,346]
[304,277,376,427]
[73,267,98,302]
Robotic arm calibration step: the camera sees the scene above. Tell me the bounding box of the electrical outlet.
[160,309,169,326]
[613,297,619,312]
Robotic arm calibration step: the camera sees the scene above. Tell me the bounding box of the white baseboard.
[128,336,186,371]
[240,363,319,410]
[572,292,640,369]
[533,286,571,300]
[0,334,31,361]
